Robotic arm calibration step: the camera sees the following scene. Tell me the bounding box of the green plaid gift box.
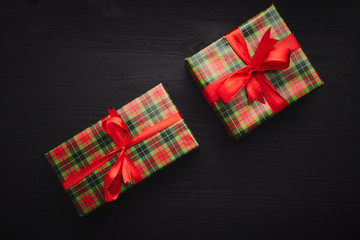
[185,4,324,140]
[45,84,199,217]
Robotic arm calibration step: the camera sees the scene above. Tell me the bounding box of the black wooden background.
[1,0,359,239]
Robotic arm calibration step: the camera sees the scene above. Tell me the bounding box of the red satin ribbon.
[62,108,183,202]
[202,27,300,114]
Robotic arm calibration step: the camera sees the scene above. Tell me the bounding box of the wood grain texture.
[1,0,359,239]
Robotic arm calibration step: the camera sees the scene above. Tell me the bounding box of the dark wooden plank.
[1,0,359,239]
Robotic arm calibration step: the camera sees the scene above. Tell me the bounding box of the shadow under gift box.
[185,4,324,140]
[45,84,199,217]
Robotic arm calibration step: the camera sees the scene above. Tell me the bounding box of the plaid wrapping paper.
[45,84,199,216]
[185,4,324,140]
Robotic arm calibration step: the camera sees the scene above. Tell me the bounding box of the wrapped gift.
[185,4,324,140]
[45,84,199,216]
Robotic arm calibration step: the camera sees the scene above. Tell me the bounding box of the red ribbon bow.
[62,107,183,203]
[101,108,142,202]
[202,27,300,114]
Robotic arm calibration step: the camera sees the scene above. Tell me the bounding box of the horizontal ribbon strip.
[62,109,183,202]
[202,27,300,114]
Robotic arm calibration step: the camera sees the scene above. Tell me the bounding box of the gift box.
[185,4,324,140]
[45,84,198,216]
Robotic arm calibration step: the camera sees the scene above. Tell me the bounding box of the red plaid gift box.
[45,84,198,216]
[185,4,324,140]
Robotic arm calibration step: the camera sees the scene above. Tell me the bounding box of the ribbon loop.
[101,108,130,147]
[255,46,291,71]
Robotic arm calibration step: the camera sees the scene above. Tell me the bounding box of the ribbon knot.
[202,27,300,114]
[243,66,255,75]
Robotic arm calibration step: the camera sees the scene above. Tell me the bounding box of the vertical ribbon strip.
[202,27,300,114]
[62,108,183,202]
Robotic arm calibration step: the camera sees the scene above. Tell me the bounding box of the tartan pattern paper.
[185,4,324,140]
[45,84,199,216]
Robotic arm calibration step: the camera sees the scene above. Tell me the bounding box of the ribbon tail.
[246,76,265,105]
[108,108,119,117]
[225,27,252,65]
[121,152,142,184]
[251,28,279,67]
[104,152,124,202]
[258,73,289,114]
